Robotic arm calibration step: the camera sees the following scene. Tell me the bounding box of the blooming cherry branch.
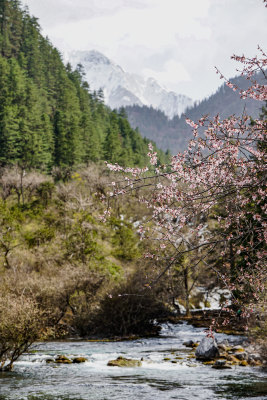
[105,48,267,325]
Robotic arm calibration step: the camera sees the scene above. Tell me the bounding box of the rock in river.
[183,340,194,347]
[233,351,248,361]
[107,356,141,367]
[195,337,219,360]
[212,360,232,369]
[55,355,72,364]
[72,357,88,363]
[183,340,199,348]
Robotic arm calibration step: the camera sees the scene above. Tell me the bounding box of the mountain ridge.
[124,72,265,154]
[66,50,193,119]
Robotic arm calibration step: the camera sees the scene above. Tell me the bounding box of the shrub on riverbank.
[0,294,45,371]
[87,267,169,337]
[0,165,171,356]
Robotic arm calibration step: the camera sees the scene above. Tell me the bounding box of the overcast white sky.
[21,0,266,101]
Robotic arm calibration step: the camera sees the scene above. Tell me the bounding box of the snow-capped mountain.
[66,50,193,118]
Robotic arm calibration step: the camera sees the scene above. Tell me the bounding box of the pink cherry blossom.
[105,46,267,326]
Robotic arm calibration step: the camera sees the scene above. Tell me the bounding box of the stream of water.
[0,322,266,400]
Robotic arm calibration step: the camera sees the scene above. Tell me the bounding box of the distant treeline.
[0,0,168,171]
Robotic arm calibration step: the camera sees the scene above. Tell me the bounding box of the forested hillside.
[125,73,264,153]
[0,1,174,362]
[0,0,167,170]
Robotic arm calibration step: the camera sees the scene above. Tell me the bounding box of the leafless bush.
[79,164,111,196]
[2,263,108,338]
[51,166,73,182]
[0,294,45,371]
[0,166,52,203]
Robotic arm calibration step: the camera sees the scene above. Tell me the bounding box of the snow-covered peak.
[66,50,193,118]
[69,50,112,66]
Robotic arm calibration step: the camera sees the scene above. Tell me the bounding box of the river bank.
[166,309,246,335]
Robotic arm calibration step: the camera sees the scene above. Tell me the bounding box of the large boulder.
[195,337,219,360]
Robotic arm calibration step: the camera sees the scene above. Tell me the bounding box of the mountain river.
[0,322,266,400]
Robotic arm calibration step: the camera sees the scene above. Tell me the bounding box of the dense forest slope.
[0,0,168,170]
[125,74,264,153]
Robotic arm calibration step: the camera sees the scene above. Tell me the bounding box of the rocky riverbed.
[0,322,266,400]
[183,337,265,368]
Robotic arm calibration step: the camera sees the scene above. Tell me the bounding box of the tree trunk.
[184,267,191,316]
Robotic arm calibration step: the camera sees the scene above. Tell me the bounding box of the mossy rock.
[55,355,72,364]
[249,360,257,367]
[55,360,72,364]
[175,356,184,360]
[219,352,228,359]
[232,345,245,352]
[249,360,263,367]
[187,355,195,359]
[72,357,88,363]
[212,362,232,369]
[183,341,199,348]
[234,352,248,361]
[46,358,55,363]
[107,356,141,367]
[239,360,248,366]
[183,340,194,348]
[163,357,171,361]
[226,355,240,363]
[203,360,215,365]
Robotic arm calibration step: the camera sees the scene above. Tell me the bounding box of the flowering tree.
[105,47,267,326]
